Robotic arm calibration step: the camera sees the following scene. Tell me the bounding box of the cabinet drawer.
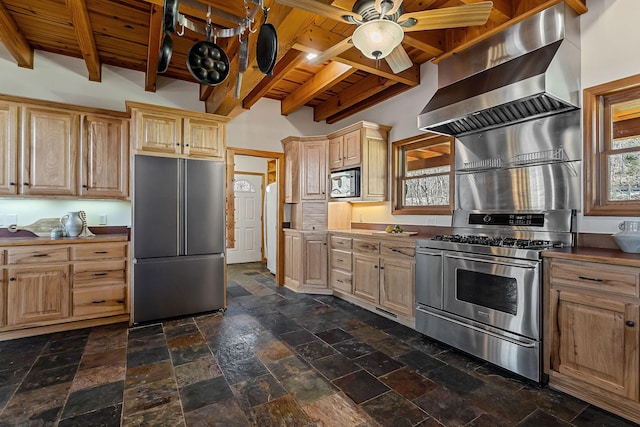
[7,246,69,264]
[380,242,415,259]
[550,260,639,297]
[73,260,126,286]
[352,239,379,254]
[331,236,352,250]
[71,243,127,260]
[72,284,126,317]
[330,249,352,271]
[0,250,4,265]
[330,269,352,293]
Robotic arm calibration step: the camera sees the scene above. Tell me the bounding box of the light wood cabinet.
[282,135,328,203]
[329,129,361,170]
[0,95,129,200]
[80,114,129,199]
[267,159,277,185]
[0,239,129,340]
[327,122,390,202]
[129,102,228,160]
[545,255,640,425]
[21,106,79,196]
[331,234,415,324]
[283,229,330,294]
[0,102,18,196]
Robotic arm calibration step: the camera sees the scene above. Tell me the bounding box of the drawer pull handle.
[9,277,15,281]
[94,251,108,254]
[92,300,107,304]
[337,259,343,262]
[93,272,108,276]
[626,321,635,327]
[578,276,603,282]
[116,299,125,304]
[32,253,48,258]
[336,279,343,283]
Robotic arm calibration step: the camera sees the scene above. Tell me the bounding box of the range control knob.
[483,215,492,224]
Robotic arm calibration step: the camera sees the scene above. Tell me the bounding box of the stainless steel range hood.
[418,3,580,136]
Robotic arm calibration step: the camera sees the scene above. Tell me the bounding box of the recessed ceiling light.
[306,53,318,60]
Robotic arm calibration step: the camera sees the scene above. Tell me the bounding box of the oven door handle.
[444,253,538,269]
[416,306,537,348]
[416,249,443,256]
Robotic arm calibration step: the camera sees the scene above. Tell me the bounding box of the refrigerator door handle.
[178,159,186,256]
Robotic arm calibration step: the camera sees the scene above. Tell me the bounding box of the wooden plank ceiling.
[0,0,587,123]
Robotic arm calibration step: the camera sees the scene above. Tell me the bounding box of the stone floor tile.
[61,380,124,419]
[58,403,122,427]
[314,328,353,345]
[174,357,222,389]
[517,409,573,427]
[379,367,438,400]
[280,371,337,405]
[170,342,213,366]
[266,355,313,382]
[122,400,186,427]
[430,364,485,396]
[355,351,405,377]
[231,373,287,408]
[79,347,126,371]
[279,330,318,347]
[294,340,336,361]
[0,382,70,424]
[412,387,484,426]
[126,345,170,368]
[71,364,126,392]
[311,353,360,381]
[332,339,377,359]
[184,397,250,427]
[301,392,376,427]
[398,349,446,376]
[125,360,174,388]
[571,405,640,427]
[255,341,294,363]
[360,390,429,427]
[179,376,234,412]
[249,395,313,427]
[333,370,389,404]
[122,377,180,415]
[219,355,269,384]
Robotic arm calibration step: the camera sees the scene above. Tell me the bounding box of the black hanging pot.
[163,0,179,34]
[157,32,173,74]
[187,39,230,86]
[256,7,278,76]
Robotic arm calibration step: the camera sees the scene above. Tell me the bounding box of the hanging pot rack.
[176,0,264,39]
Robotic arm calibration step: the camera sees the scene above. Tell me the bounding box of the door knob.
[626,320,635,327]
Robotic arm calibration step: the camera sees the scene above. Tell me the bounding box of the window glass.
[233,179,256,193]
[392,134,454,215]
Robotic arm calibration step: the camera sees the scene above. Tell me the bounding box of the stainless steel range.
[415,210,575,382]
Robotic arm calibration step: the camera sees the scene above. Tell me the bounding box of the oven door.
[443,252,540,339]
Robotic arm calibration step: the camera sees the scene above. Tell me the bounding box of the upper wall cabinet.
[128,102,228,160]
[0,96,130,200]
[328,122,391,202]
[21,106,79,196]
[282,135,328,203]
[80,114,129,199]
[0,102,18,196]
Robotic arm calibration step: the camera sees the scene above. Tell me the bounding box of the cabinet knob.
[9,182,15,186]
[185,144,189,147]
[82,184,88,188]
[9,277,15,281]
[380,266,385,270]
[176,143,180,146]
[23,182,29,186]
[626,320,635,327]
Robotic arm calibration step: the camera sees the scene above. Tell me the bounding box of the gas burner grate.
[432,234,562,249]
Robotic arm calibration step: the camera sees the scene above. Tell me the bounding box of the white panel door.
[227,173,263,264]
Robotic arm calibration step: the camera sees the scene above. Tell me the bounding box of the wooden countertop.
[542,246,640,268]
[0,234,129,247]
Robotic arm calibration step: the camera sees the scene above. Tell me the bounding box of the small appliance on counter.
[614,221,640,253]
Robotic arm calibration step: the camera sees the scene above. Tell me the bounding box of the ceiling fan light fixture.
[351,19,403,60]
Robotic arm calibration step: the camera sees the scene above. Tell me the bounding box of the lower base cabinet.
[284,229,330,294]
[0,240,129,340]
[545,255,640,425]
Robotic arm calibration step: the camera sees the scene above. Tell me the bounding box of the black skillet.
[256,7,278,76]
[163,0,179,33]
[157,32,173,74]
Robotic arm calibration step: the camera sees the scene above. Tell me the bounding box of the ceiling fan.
[275,0,493,73]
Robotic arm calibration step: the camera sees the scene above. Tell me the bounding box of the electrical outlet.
[359,213,364,223]
[0,213,4,227]
[99,214,107,225]
[6,214,17,225]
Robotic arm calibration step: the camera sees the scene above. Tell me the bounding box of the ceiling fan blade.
[374,0,403,16]
[385,45,412,74]
[308,37,353,65]
[275,0,361,23]
[400,1,493,32]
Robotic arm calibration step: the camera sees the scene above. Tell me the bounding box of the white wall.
[235,155,268,173]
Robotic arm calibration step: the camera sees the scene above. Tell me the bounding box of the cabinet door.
[304,233,327,287]
[80,115,128,198]
[550,290,639,400]
[362,135,387,200]
[343,129,361,167]
[301,141,327,200]
[134,110,181,154]
[183,117,223,158]
[0,103,18,196]
[284,232,302,286]
[380,257,415,317]
[6,264,70,325]
[353,253,380,304]
[21,107,78,196]
[329,136,343,170]
[283,140,299,203]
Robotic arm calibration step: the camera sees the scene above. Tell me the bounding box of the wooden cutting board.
[372,231,418,236]
[8,218,61,237]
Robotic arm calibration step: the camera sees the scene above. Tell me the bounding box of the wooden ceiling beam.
[564,0,588,14]
[314,74,398,122]
[66,0,101,81]
[145,4,162,92]
[243,49,306,110]
[325,83,413,124]
[281,61,355,115]
[206,2,323,116]
[460,0,512,23]
[0,1,33,68]
[402,33,445,58]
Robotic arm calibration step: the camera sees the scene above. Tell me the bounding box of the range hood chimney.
[418,3,580,136]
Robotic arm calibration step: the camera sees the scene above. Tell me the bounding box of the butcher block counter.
[542,247,640,425]
[0,234,130,340]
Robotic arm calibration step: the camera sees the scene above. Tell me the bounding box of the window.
[584,74,640,216]
[392,133,454,215]
[233,179,256,193]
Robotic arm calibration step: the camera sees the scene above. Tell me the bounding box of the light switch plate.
[0,213,4,227]
[99,214,107,225]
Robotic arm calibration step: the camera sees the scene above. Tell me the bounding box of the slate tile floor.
[0,262,638,426]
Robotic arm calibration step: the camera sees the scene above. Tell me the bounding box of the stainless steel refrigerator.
[132,155,225,324]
